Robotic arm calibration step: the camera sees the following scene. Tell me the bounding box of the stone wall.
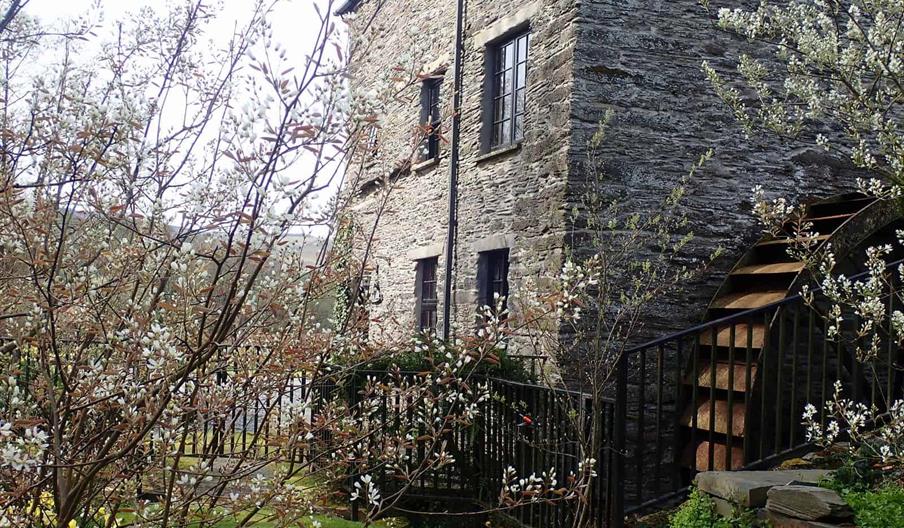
[344,0,578,345]
[566,0,862,352]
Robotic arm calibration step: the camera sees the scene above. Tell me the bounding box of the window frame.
[477,248,510,317]
[415,257,439,333]
[419,78,443,162]
[488,31,530,150]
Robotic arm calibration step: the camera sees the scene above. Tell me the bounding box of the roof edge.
[335,0,362,15]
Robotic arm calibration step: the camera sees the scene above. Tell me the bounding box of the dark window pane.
[490,32,529,149]
[417,257,439,332]
[502,91,512,120]
[501,120,511,144]
[494,96,505,122]
[480,249,510,318]
[504,42,515,70]
[518,36,528,62]
[420,79,442,160]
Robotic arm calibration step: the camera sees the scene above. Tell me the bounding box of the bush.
[669,489,760,528]
[362,340,532,382]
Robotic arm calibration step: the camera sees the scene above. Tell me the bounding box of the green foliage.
[843,485,904,528]
[362,340,533,382]
[669,489,762,528]
[820,477,904,528]
[819,458,881,494]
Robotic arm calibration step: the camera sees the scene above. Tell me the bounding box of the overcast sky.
[25,0,334,49]
[22,0,345,238]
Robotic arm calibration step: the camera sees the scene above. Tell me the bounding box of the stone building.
[337,0,862,364]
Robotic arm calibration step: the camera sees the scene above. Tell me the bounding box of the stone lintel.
[474,2,540,47]
[472,234,514,253]
[407,243,444,262]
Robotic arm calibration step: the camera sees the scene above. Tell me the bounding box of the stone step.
[685,360,757,393]
[766,485,853,521]
[694,469,833,508]
[681,398,746,436]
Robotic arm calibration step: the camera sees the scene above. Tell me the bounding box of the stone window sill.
[412,157,440,172]
[475,142,522,164]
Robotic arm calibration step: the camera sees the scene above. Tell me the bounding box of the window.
[477,249,510,316]
[491,32,529,148]
[416,257,439,332]
[419,78,442,161]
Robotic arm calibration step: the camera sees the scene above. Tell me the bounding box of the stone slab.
[711,496,735,518]
[766,485,852,521]
[695,470,832,507]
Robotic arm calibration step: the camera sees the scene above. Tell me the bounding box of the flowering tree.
[703,0,903,185]
[482,114,723,527]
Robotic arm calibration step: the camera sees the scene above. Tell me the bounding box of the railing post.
[609,353,628,528]
[347,373,360,522]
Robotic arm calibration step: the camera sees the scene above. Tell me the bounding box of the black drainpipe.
[442,0,466,341]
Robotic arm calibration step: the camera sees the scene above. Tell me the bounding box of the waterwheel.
[679,192,903,472]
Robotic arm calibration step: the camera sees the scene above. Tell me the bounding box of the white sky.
[25,0,333,48]
[23,0,345,238]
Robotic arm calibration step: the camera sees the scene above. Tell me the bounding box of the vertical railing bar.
[673,339,685,490]
[726,323,736,471]
[790,306,799,449]
[821,317,829,429]
[806,307,815,431]
[655,345,664,497]
[690,333,700,476]
[708,326,717,471]
[743,315,754,467]
[887,273,896,407]
[610,352,627,528]
[759,310,769,461]
[635,347,646,503]
[775,307,785,455]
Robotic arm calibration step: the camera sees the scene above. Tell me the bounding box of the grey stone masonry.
[343,0,577,346]
[341,1,864,376]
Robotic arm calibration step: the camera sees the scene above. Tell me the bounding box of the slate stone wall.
[344,0,578,345]
[565,0,862,353]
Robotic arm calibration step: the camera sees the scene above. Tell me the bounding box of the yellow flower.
[68,520,77,528]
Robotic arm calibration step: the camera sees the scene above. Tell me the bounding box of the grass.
[103,456,367,528]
